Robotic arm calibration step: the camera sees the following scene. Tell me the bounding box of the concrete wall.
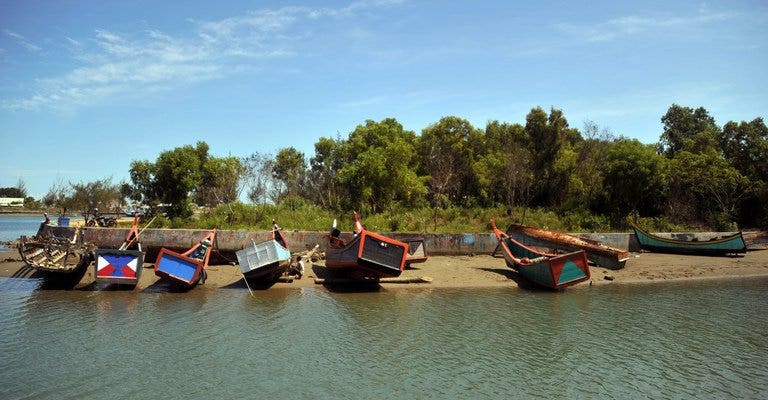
[76,227,744,256]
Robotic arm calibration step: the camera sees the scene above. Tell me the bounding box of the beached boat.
[236,220,292,282]
[325,212,409,280]
[93,214,144,286]
[154,228,217,288]
[503,223,629,270]
[18,214,94,273]
[491,220,590,289]
[630,220,747,255]
[404,238,428,266]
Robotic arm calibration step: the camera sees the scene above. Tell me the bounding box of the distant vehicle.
[84,208,117,227]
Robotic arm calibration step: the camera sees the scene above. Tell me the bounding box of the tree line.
[18,104,767,230]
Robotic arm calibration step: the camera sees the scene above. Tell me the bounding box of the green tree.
[196,156,244,206]
[524,107,581,207]
[659,104,719,157]
[0,178,28,198]
[66,178,124,215]
[307,136,344,209]
[720,118,768,181]
[601,138,668,219]
[0,187,25,198]
[153,142,207,217]
[41,177,70,209]
[667,151,750,228]
[474,121,532,210]
[336,118,426,213]
[273,147,307,201]
[418,116,483,207]
[128,141,238,218]
[720,118,768,226]
[241,151,275,205]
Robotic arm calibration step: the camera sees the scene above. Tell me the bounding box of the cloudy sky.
[1,0,766,198]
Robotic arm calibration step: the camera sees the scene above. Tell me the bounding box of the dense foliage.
[33,104,768,231]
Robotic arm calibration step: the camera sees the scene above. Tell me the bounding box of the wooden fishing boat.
[503,223,629,270]
[491,220,590,289]
[404,238,428,266]
[236,220,292,282]
[18,215,94,274]
[630,220,747,255]
[154,228,217,288]
[325,212,409,280]
[94,214,144,285]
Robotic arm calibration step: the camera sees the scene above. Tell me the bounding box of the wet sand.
[2,247,767,291]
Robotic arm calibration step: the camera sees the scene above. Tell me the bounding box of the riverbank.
[2,248,767,291]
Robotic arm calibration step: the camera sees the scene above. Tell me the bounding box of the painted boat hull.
[506,224,628,270]
[492,221,590,289]
[326,231,408,279]
[154,249,204,287]
[404,239,428,266]
[236,239,292,281]
[94,249,144,285]
[631,223,747,255]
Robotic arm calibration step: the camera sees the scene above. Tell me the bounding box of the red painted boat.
[325,212,409,280]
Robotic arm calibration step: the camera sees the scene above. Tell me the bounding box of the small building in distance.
[0,197,24,207]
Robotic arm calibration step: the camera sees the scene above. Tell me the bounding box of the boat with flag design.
[93,214,146,286]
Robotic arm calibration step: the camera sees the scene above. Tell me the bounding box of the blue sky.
[1,0,766,199]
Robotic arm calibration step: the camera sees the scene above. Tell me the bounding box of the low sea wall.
[76,227,707,256]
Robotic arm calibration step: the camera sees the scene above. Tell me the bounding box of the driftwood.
[313,276,433,285]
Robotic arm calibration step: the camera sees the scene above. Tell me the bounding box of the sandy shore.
[2,247,767,291]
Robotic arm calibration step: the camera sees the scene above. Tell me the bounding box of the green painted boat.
[491,220,590,289]
[630,221,747,255]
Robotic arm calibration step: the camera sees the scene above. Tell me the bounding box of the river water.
[0,217,766,399]
[0,279,766,399]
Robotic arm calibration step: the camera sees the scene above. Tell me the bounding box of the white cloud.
[3,29,41,52]
[556,10,735,42]
[340,96,387,108]
[3,1,402,112]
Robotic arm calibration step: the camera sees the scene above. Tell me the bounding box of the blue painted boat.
[154,229,217,288]
[630,221,747,255]
[491,220,590,289]
[236,220,292,282]
[94,214,144,285]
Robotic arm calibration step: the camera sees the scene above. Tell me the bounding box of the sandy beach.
[2,246,767,291]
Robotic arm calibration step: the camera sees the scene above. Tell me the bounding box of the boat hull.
[18,224,93,273]
[506,224,628,270]
[95,249,144,285]
[501,237,591,289]
[236,239,292,281]
[154,248,204,287]
[404,239,428,266]
[632,224,747,255]
[326,232,408,279]
[492,220,590,289]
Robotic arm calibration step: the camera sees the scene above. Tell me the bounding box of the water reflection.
[0,278,766,399]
